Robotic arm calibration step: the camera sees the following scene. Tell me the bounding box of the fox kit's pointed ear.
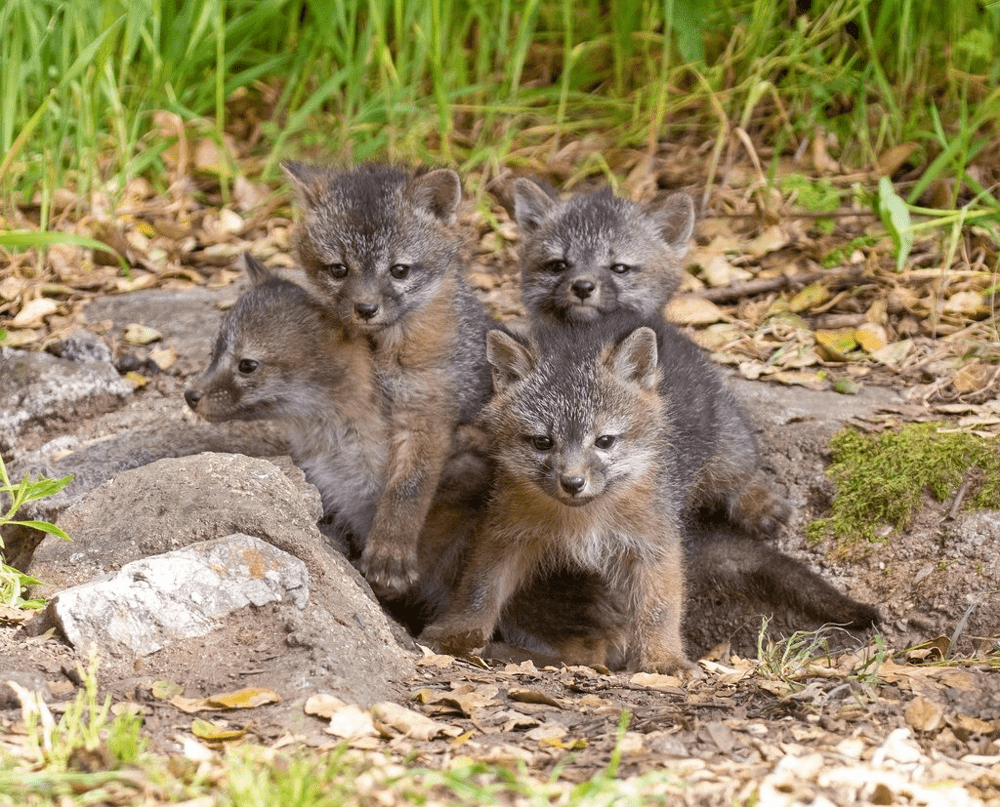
[606,327,660,391]
[241,252,273,286]
[281,160,326,207]
[486,329,537,393]
[646,191,695,253]
[512,177,557,233]
[407,169,462,223]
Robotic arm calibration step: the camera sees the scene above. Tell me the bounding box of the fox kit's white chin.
[563,303,601,321]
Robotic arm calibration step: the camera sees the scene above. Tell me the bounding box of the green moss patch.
[809,423,1000,555]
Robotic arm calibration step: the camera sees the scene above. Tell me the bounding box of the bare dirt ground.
[2,145,999,803]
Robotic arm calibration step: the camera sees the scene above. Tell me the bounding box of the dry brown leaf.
[124,322,163,345]
[665,295,724,325]
[2,329,41,346]
[943,290,988,317]
[905,696,945,733]
[149,345,177,370]
[507,689,562,708]
[191,718,246,742]
[951,361,991,394]
[855,323,888,353]
[498,710,541,732]
[694,251,752,287]
[705,721,737,754]
[11,297,58,328]
[502,660,540,676]
[0,277,26,302]
[767,370,828,390]
[325,704,378,741]
[788,283,831,313]
[745,225,790,258]
[304,693,344,719]
[415,652,456,668]
[524,722,567,742]
[371,701,463,740]
[630,672,684,691]
[206,687,281,710]
[950,714,999,735]
[416,684,499,719]
[870,339,914,367]
[151,680,184,700]
[814,328,859,361]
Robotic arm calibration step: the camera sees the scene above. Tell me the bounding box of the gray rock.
[46,330,114,365]
[0,347,132,455]
[83,282,244,380]
[28,453,324,595]
[4,418,288,569]
[26,452,414,705]
[48,533,309,657]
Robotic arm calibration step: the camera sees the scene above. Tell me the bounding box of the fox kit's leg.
[419,533,541,657]
[621,543,693,675]
[361,394,454,596]
[695,445,793,540]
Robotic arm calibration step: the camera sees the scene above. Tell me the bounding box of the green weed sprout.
[0,453,72,608]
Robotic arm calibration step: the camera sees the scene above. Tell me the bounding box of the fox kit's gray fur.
[513,178,791,539]
[282,162,494,596]
[513,178,695,324]
[421,318,693,674]
[186,255,492,629]
[185,255,386,543]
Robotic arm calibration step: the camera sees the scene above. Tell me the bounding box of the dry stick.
[692,265,865,303]
[947,474,973,520]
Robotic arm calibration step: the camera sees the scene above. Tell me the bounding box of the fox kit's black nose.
[571,279,595,300]
[355,302,379,319]
[560,475,586,495]
[184,389,202,409]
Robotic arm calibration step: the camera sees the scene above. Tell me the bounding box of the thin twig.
[692,266,865,303]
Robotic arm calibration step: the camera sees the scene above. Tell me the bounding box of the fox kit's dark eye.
[325,262,348,278]
[595,435,617,449]
[238,359,260,375]
[543,259,568,274]
[389,263,410,279]
[609,263,630,274]
[530,435,554,451]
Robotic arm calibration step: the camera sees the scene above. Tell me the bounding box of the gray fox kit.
[512,178,791,539]
[511,177,695,324]
[281,162,494,597]
[185,255,491,628]
[420,318,693,674]
[184,254,387,543]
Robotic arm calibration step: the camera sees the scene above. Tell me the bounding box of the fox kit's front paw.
[650,658,705,680]
[418,622,488,657]
[360,539,420,597]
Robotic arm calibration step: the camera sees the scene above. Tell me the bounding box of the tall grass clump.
[2,0,998,218]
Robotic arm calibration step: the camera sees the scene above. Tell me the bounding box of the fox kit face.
[513,178,695,324]
[185,255,363,423]
[483,323,665,509]
[282,162,464,337]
